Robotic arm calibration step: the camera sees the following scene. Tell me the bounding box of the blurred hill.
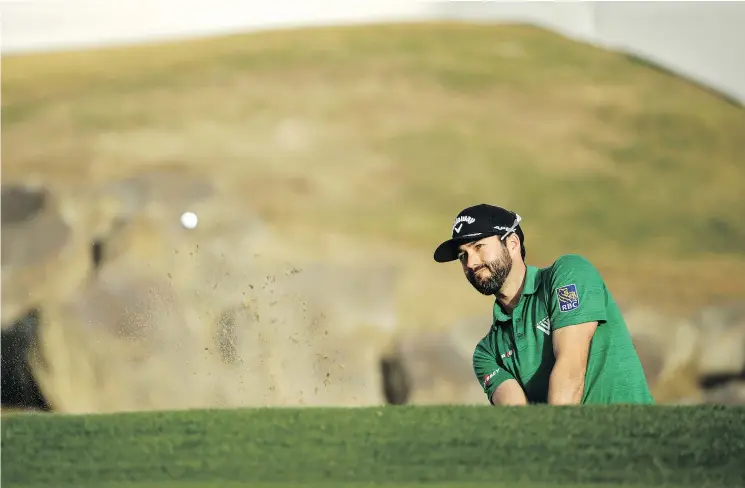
[2,22,744,411]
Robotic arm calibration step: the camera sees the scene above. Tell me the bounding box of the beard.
[466,246,513,296]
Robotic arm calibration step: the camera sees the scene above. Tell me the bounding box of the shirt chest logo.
[556,284,580,312]
[535,316,551,335]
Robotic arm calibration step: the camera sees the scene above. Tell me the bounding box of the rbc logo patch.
[556,284,580,312]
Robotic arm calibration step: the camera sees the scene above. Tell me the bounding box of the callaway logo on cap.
[433,203,523,263]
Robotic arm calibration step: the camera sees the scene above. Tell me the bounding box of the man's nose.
[466,253,482,270]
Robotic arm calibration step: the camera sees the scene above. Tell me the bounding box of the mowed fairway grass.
[2,405,745,487]
[2,22,745,330]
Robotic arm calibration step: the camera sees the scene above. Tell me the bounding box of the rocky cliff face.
[2,171,743,412]
[1,170,399,413]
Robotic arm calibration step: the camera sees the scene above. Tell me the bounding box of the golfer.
[433,204,654,405]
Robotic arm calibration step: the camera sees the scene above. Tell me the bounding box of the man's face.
[457,235,513,296]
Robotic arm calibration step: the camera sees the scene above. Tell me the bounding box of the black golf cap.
[433,204,524,263]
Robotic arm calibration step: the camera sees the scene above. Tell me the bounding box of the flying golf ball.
[180,211,198,229]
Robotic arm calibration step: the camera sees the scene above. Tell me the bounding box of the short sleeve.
[547,254,608,330]
[472,341,515,404]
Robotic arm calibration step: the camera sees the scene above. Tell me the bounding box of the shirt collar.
[492,265,541,324]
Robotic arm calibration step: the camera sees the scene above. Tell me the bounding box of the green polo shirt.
[472,254,654,405]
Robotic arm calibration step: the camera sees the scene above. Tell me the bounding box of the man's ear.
[505,233,520,255]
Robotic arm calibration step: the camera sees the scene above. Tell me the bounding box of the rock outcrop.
[2,172,399,414]
[1,184,90,326]
[3,172,743,411]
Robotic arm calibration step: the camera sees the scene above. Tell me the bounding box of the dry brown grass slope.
[3,22,745,331]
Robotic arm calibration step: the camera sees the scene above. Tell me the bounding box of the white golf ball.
[180,211,198,229]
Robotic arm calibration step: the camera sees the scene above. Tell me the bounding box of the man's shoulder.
[543,254,602,281]
[472,325,496,357]
[548,253,596,270]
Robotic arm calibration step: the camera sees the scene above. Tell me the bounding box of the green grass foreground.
[2,405,745,487]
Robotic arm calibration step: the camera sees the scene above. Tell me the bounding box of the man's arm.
[492,379,528,406]
[547,321,597,404]
[473,343,527,406]
[546,254,609,405]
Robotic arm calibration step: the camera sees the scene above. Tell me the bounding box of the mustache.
[468,264,491,278]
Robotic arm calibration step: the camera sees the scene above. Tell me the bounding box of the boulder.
[30,257,397,413]
[622,307,701,402]
[30,264,211,413]
[21,172,398,412]
[691,302,745,378]
[630,334,666,387]
[382,315,492,405]
[1,184,92,325]
[5,168,400,413]
[1,309,50,411]
[702,381,745,405]
[209,266,395,407]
